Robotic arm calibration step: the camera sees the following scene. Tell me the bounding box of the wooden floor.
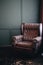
[0,45,43,65]
[0,55,43,65]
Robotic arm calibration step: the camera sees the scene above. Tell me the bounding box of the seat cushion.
[15,41,33,49]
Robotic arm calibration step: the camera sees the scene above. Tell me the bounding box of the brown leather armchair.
[12,23,42,53]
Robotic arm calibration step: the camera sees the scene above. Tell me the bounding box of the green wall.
[22,0,40,23]
[0,0,40,45]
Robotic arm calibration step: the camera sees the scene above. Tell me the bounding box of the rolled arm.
[33,36,42,44]
[33,36,42,53]
[12,35,23,46]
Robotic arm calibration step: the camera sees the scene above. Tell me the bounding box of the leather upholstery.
[23,23,39,41]
[12,23,42,53]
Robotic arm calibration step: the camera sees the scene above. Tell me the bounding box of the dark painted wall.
[0,0,40,45]
[22,0,40,23]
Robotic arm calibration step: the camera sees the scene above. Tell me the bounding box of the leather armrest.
[12,35,23,45]
[33,36,42,43]
[12,35,23,46]
[33,36,42,53]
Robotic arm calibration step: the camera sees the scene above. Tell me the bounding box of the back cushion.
[23,23,39,41]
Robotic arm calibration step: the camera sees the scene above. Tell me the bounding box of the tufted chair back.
[21,23,40,41]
